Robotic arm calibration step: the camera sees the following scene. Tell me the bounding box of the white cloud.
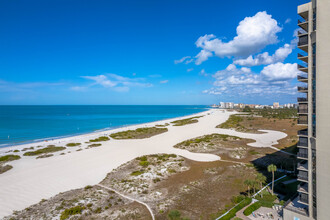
[261,62,299,81]
[174,56,191,64]
[187,68,194,72]
[194,11,282,64]
[160,80,169,84]
[285,18,291,24]
[233,44,293,66]
[81,74,153,92]
[199,69,208,76]
[195,50,213,65]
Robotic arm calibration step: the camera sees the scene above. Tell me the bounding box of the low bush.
[60,205,85,220]
[243,201,261,216]
[171,116,202,126]
[36,154,54,159]
[0,154,21,162]
[139,161,149,167]
[131,170,145,176]
[23,146,66,156]
[110,127,168,139]
[219,197,252,220]
[66,143,81,147]
[87,143,102,148]
[89,136,110,142]
[0,164,13,174]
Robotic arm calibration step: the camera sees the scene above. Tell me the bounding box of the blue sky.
[0,0,309,105]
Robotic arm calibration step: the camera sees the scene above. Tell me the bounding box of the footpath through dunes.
[0,110,287,218]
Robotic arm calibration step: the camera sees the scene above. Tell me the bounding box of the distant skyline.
[0,0,309,105]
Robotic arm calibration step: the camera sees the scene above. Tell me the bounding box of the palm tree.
[267,164,277,195]
[256,173,267,190]
[244,179,252,196]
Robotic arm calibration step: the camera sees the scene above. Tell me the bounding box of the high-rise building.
[283,0,330,219]
[273,102,280,109]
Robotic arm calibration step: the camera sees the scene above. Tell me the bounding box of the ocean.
[0,105,208,147]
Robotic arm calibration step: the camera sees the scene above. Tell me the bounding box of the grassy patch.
[110,127,168,139]
[216,115,244,130]
[0,154,21,162]
[87,143,102,148]
[0,164,13,174]
[171,116,203,126]
[60,205,85,220]
[130,170,145,176]
[176,133,241,147]
[66,143,81,147]
[219,197,252,220]
[89,136,110,142]
[243,201,261,216]
[139,161,149,167]
[23,146,66,156]
[36,154,54,159]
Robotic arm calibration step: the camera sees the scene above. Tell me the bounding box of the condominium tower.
[283,0,330,220]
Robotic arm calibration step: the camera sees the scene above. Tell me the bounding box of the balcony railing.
[298,129,308,136]
[298,194,309,204]
[298,53,307,58]
[298,119,308,125]
[298,183,308,193]
[298,173,309,182]
[297,162,308,171]
[298,64,308,69]
[298,38,308,47]
[298,140,308,147]
[297,75,308,81]
[298,19,308,24]
[297,152,308,160]
[297,97,308,102]
[298,108,308,114]
[297,30,307,36]
[298,86,308,92]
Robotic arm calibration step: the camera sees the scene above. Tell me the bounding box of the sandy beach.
[0,109,287,218]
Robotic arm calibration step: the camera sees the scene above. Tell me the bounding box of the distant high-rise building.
[283,0,330,219]
[273,102,280,109]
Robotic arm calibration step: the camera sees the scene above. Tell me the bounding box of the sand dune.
[0,110,287,218]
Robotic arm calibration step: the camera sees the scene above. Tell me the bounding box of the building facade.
[283,0,330,220]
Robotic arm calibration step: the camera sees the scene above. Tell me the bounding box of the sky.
[0,0,309,105]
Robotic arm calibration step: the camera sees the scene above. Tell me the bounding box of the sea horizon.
[0,105,209,147]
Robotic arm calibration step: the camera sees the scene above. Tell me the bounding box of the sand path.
[0,110,287,217]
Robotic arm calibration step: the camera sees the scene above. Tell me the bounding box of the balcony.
[298,140,308,148]
[298,86,308,93]
[298,19,308,32]
[297,74,308,82]
[297,97,308,103]
[298,183,309,194]
[297,162,308,171]
[297,172,308,182]
[298,129,308,136]
[298,193,309,205]
[298,64,308,73]
[298,53,308,63]
[298,119,308,125]
[284,193,309,217]
[297,148,308,159]
[298,107,308,114]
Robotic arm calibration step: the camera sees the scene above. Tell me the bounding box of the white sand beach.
[0,110,287,218]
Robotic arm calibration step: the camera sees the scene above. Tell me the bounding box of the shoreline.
[0,109,287,218]
[0,108,210,154]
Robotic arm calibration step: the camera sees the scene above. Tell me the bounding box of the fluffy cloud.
[194,11,282,64]
[81,74,153,92]
[233,44,293,66]
[261,63,299,81]
[203,62,298,97]
[195,50,213,65]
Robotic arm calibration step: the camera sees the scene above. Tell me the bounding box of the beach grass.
[216,115,243,129]
[110,127,168,139]
[89,136,110,142]
[0,154,21,162]
[66,143,81,147]
[0,164,13,174]
[23,146,66,156]
[87,143,102,148]
[171,116,203,126]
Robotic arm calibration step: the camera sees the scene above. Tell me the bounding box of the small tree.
[267,164,277,195]
[244,179,252,196]
[256,173,267,190]
[168,210,181,220]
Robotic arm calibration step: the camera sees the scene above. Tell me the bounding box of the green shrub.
[87,143,102,148]
[243,201,261,216]
[66,143,81,147]
[219,197,252,220]
[13,150,19,153]
[89,136,110,142]
[0,154,21,162]
[110,127,168,139]
[168,210,181,220]
[171,116,202,126]
[84,185,92,190]
[60,205,85,220]
[23,146,66,156]
[0,164,13,174]
[131,170,145,176]
[139,161,149,167]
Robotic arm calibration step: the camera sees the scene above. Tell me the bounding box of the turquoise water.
[0,105,208,147]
